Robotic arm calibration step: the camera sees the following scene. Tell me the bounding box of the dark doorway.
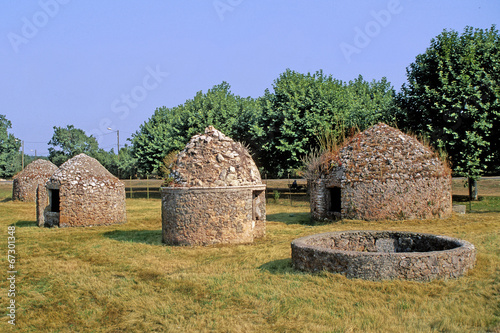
[329,187,341,213]
[49,189,60,212]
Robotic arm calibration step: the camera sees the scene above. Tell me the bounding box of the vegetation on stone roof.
[306,123,451,182]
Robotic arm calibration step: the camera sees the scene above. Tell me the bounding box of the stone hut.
[161,126,266,246]
[309,123,452,221]
[12,159,58,202]
[36,153,126,227]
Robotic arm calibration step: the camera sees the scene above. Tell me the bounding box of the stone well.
[291,230,476,281]
[161,126,266,246]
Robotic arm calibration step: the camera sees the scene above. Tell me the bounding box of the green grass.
[0,183,499,332]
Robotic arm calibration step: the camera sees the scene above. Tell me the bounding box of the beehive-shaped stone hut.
[12,159,58,202]
[161,126,266,246]
[36,153,126,227]
[309,123,452,221]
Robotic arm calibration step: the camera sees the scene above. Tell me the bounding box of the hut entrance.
[49,189,60,213]
[328,187,341,213]
[252,190,263,220]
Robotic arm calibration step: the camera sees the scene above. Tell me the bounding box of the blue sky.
[1,0,499,156]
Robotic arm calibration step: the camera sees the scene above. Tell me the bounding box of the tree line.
[1,26,498,198]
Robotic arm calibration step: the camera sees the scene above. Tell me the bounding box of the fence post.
[130,175,133,199]
[288,173,292,206]
[265,172,268,204]
[147,174,150,200]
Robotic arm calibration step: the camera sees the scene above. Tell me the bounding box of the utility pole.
[107,127,120,155]
[107,128,120,179]
[21,140,24,169]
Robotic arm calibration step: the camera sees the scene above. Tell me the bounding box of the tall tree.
[345,75,398,130]
[255,70,398,177]
[255,70,345,177]
[0,115,21,178]
[131,82,260,174]
[48,125,100,166]
[397,25,500,199]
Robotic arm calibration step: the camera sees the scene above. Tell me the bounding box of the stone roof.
[13,159,58,181]
[171,126,261,187]
[332,123,450,181]
[49,153,122,186]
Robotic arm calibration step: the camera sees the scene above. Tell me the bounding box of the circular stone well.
[291,230,476,281]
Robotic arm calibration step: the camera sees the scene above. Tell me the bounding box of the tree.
[397,25,500,199]
[48,125,100,166]
[254,70,398,177]
[117,145,138,179]
[345,75,398,130]
[0,115,21,178]
[131,82,261,174]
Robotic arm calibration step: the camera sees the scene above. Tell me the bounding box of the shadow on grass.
[2,197,13,202]
[259,258,300,275]
[452,195,485,202]
[103,229,163,246]
[13,220,37,227]
[266,212,332,226]
[453,195,500,213]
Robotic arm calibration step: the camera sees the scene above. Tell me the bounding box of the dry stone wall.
[309,123,452,221]
[291,230,476,281]
[162,185,266,246]
[12,160,58,202]
[38,154,126,227]
[172,126,261,187]
[162,126,266,246]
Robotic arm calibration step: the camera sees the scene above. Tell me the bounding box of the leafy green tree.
[254,70,345,177]
[397,25,500,199]
[131,82,260,174]
[117,145,138,179]
[0,115,21,178]
[48,125,100,166]
[254,70,398,177]
[345,75,398,129]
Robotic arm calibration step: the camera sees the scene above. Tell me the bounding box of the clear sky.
[1,0,499,156]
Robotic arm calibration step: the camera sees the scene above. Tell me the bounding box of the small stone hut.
[36,153,126,227]
[12,159,58,202]
[161,126,266,246]
[309,123,452,221]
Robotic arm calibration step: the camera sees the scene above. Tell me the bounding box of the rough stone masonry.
[12,159,58,202]
[162,126,266,246]
[37,154,126,228]
[309,123,452,221]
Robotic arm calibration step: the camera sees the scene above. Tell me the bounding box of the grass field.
[0,182,499,332]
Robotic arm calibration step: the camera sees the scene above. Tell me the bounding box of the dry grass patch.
[0,183,498,332]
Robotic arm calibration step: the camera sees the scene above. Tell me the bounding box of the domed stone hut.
[308,123,452,221]
[161,126,266,246]
[12,159,58,202]
[36,153,126,227]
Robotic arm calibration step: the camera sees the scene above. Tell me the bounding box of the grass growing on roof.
[0,182,498,332]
